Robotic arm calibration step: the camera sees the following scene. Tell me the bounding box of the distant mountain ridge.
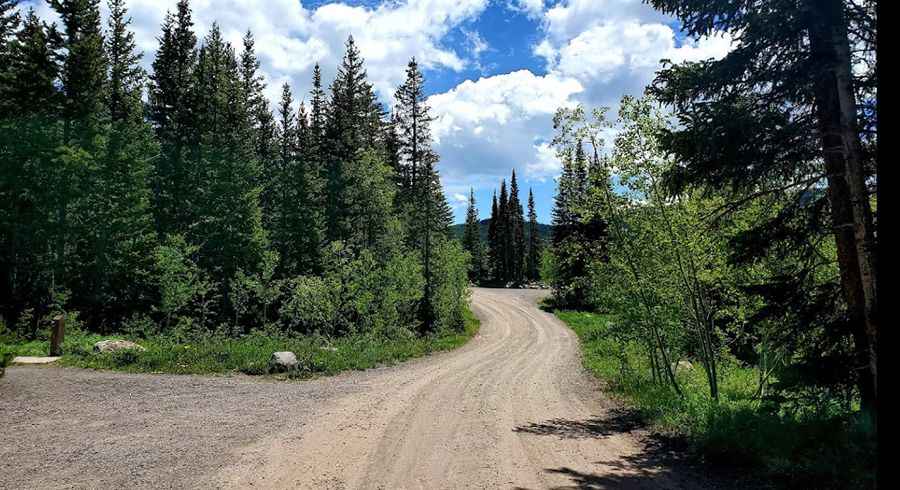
[450,219,552,243]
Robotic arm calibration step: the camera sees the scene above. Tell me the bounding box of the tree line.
[545,0,878,432]
[460,170,543,286]
[0,0,468,339]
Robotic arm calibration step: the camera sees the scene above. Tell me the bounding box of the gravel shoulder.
[1,288,714,489]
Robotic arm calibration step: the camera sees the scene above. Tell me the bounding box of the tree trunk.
[806,0,878,415]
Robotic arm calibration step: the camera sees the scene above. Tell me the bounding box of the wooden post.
[49,314,65,357]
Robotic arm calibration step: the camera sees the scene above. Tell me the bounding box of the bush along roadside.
[0,307,479,379]
[555,310,876,489]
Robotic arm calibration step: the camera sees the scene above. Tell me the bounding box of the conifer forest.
[1,0,883,488]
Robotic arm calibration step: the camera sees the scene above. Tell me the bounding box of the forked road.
[2,289,708,489]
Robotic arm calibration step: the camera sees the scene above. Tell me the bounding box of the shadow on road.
[514,409,739,489]
[513,408,643,439]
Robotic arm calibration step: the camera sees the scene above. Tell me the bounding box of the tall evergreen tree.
[461,188,484,283]
[648,0,879,413]
[526,188,542,282]
[392,58,451,328]
[273,83,323,274]
[497,179,509,283]
[239,30,276,182]
[325,36,385,242]
[0,0,21,106]
[191,23,267,287]
[51,0,106,146]
[0,9,62,325]
[149,0,197,236]
[487,190,500,283]
[80,0,158,321]
[508,170,526,285]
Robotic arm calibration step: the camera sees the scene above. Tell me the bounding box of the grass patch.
[1,307,479,378]
[555,310,875,489]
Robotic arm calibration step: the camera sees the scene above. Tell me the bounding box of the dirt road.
[1,288,708,489]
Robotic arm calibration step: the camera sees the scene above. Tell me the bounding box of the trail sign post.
[49,314,65,357]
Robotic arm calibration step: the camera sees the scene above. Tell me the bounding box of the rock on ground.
[93,340,146,353]
[268,351,298,373]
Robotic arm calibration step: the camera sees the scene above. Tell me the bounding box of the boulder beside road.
[93,340,146,354]
[268,351,299,373]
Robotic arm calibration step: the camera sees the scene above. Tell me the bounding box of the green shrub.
[556,310,874,488]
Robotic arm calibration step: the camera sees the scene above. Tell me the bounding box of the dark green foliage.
[391,58,453,330]
[481,170,540,286]
[461,189,485,283]
[548,141,608,308]
[526,189,542,281]
[191,23,268,286]
[557,310,875,488]
[149,0,197,237]
[0,1,469,348]
[647,0,878,414]
[0,9,63,328]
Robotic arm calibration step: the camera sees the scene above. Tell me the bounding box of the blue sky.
[21,0,731,223]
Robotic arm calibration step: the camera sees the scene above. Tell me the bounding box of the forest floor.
[1,288,722,489]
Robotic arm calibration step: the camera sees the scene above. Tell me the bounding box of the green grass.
[0,307,479,378]
[555,310,876,489]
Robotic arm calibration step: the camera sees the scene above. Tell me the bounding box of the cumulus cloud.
[429,70,582,185]
[431,0,732,195]
[22,0,489,106]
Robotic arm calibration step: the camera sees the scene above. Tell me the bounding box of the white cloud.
[508,0,544,19]
[23,0,489,107]
[429,70,582,185]
[430,0,732,196]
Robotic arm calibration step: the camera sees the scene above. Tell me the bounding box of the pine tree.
[526,188,542,282]
[487,191,500,283]
[497,180,509,283]
[0,0,21,112]
[239,30,276,176]
[461,188,484,283]
[508,170,526,285]
[51,0,106,146]
[191,23,267,287]
[649,0,878,413]
[149,0,197,237]
[83,0,157,320]
[325,36,386,242]
[273,83,323,275]
[392,58,451,329]
[0,9,63,325]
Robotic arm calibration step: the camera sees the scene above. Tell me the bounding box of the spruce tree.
[487,191,500,283]
[50,0,113,319]
[497,180,509,284]
[0,0,21,111]
[508,170,526,285]
[325,36,385,242]
[461,188,484,283]
[392,58,451,329]
[526,188,542,282]
[149,0,197,237]
[192,23,267,288]
[83,0,158,320]
[0,9,62,325]
[239,30,276,183]
[51,0,106,146]
[648,0,878,412]
[274,83,323,274]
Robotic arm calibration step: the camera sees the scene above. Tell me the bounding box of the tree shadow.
[513,408,643,439]
[515,409,754,490]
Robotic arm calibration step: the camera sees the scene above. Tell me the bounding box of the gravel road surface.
[1,288,711,489]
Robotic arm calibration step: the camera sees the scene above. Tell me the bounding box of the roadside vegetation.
[539,1,878,487]
[556,310,874,488]
[1,308,478,377]
[1,0,472,373]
